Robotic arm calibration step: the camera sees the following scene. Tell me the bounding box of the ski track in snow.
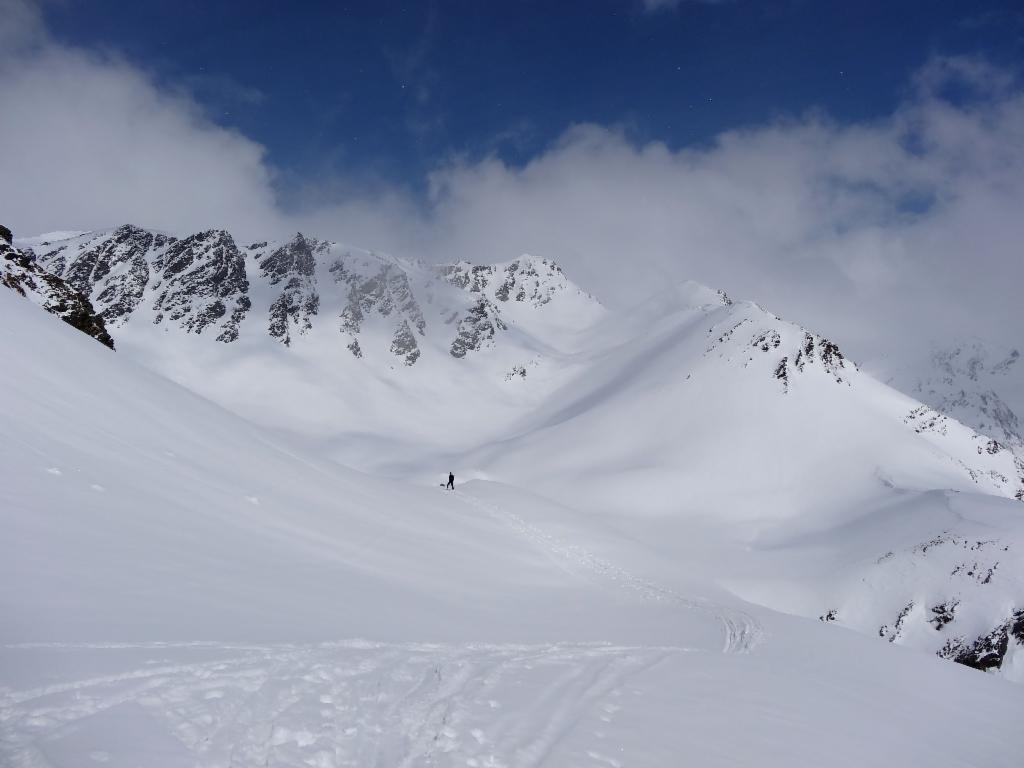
[457,492,764,655]
[0,494,763,767]
[0,642,677,768]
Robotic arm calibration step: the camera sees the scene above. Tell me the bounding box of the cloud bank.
[2,0,1023,363]
[0,1,284,238]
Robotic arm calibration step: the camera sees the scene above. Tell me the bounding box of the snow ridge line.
[457,492,765,654]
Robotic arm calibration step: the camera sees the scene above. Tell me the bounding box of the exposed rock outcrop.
[390,320,421,365]
[938,609,1024,672]
[450,297,507,358]
[258,233,323,346]
[60,224,173,326]
[152,230,251,342]
[331,257,427,362]
[1,236,114,349]
[438,256,572,309]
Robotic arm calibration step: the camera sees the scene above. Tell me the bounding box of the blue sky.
[43,0,1024,199]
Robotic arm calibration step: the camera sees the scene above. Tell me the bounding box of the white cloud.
[329,64,1024,364]
[2,0,1022,363]
[0,0,284,240]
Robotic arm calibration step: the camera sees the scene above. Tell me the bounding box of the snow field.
[4,260,1024,765]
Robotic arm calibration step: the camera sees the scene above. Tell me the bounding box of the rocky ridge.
[700,297,854,393]
[26,226,593,367]
[152,230,252,343]
[255,234,322,346]
[1,227,114,349]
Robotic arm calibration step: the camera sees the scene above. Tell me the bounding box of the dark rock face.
[753,330,782,352]
[334,265,393,329]
[929,601,959,630]
[774,357,789,391]
[259,233,322,346]
[505,364,527,381]
[774,333,848,389]
[879,601,915,643]
[36,246,64,273]
[34,226,255,343]
[152,230,250,342]
[267,291,317,345]
[0,224,12,244]
[36,225,177,328]
[450,298,507,358]
[437,259,577,359]
[1,241,114,349]
[260,234,317,285]
[386,269,426,335]
[14,227,591,361]
[701,312,854,394]
[439,257,568,309]
[938,610,1024,672]
[331,257,427,363]
[437,262,491,293]
[495,258,565,305]
[390,320,421,365]
[77,225,169,325]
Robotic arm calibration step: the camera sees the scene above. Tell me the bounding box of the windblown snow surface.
[3,271,1024,764]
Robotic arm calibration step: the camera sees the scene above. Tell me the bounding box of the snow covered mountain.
[880,341,1024,455]
[3,281,1023,767]
[6,223,1024,685]
[19,224,596,362]
[458,281,1024,678]
[4,223,1024,764]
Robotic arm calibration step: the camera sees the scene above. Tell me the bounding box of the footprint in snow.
[586,750,623,767]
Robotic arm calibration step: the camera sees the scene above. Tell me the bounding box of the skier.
[446,471,455,490]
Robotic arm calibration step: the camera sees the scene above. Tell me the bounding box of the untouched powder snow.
[3,271,1024,764]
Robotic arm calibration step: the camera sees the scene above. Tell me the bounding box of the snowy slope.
[466,285,1024,515]
[0,286,697,647]
[4,281,1024,766]
[455,284,1024,678]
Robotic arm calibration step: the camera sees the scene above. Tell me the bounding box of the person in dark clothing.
[446,472,455,490]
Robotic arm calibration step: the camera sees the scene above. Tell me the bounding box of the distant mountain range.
[17,223,593,362]
[884,342,1023,455]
